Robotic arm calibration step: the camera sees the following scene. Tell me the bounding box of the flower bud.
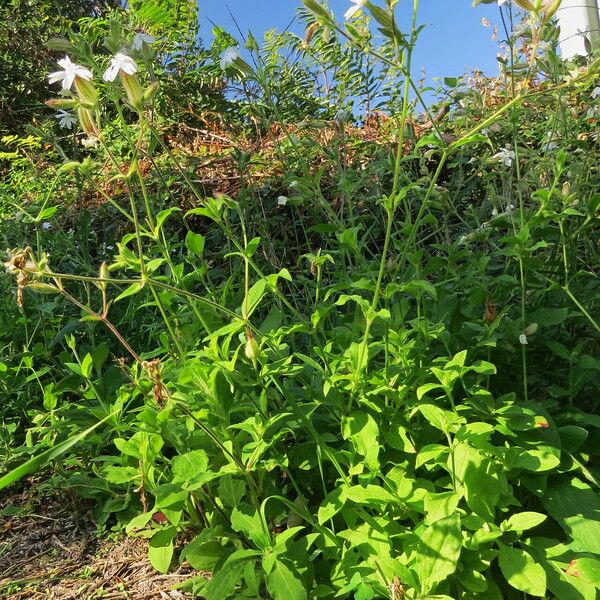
[74,77,98,108]
[45,98,78,109]
[121,73,144,109]
[244,330,259,364]
[77,108,100,139]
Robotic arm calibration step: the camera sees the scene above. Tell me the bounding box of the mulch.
[0,481,200,599]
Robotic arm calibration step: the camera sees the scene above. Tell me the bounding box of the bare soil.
[0,481,198,599]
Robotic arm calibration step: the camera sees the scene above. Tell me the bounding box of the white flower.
[41,222,52,231]
[519,333,528,345]
[345,0,368,20]
[289,180,299,188]
[132,32,155,51]
[277,196,288,206]
[492,147,516,167]
[48,56,93,91]
[220,47,240,70]
[81,136,99,148]
[54,110,77,129]
[591,87,600,99]
[103,53,138,82]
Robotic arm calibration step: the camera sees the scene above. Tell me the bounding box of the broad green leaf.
[182,538,229,571]
[342,484,396,505]
[115,281,145,302]
[265,559,307,600]
[414,513,462,594]
[543,477,600,554]
[172,450,209,481]
[185,230,206,256]
[417,404,449,431]
[565,557,600,589]
[318,488,344,524]
[230,504,270,549]
[504,512,547,531]
[148,526,177,573]
[341,411,379,470]
[499,545,546,597]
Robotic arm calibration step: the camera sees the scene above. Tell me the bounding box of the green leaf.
[230,504,270,549]
[565,557,600,589]
[172,450,209,482]
[417,404,450,432]
[318,488,344,524]
[342,484,396,505]
[182,538,229,571]
[81,353,93,379]
[504,512,547,531]
[265,559,307,600]
[204,550,261,600]
[543,477,600,554]
[148,526,177,573]
[115,281,145,302]
[185,231,206,256]
[499,545,546,597]
[341,411,379,470]
[414,513,462,594]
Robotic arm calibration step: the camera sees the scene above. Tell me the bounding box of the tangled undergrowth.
[1,0,599,598]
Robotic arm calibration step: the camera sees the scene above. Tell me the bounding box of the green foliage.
[1,1,600,599]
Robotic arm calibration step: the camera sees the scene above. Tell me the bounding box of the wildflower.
[103,53,143,108]
[41,222,52,231]
[519,333,528,345]
[344,0,367,20]
[48,56,93,91]
[220,47,240,70]
[289,180,299,188]
[132,32,155,51]
[277,196,288,206]
[492,147,516,167]
[103,52,138,82]
[591,87,600,99]
[54,110,77,129]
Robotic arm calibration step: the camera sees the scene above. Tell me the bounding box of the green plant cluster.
[1,1,600,599]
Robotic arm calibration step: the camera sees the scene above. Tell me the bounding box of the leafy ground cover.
[1,0,599,598]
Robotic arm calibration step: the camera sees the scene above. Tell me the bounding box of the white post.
[556,0,600,58]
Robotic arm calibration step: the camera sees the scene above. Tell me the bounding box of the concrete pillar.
[556,0,600,58]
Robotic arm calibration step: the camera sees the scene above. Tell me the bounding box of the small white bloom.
[41,222,52,231]
[344,0,368,20]
[132,32,155,51]
[220,47,240,70]
[48,56,93,91]
[519,333,528,345]
[491,207,499,217]
[81,136,99,148]
[277,196,288,206]
[103,52,138,82]
[289,180,299,188]
[591,87,600,99]
[54,110,78,129]
[492,147,516,167]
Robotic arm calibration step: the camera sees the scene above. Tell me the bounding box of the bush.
[1,1,599,599]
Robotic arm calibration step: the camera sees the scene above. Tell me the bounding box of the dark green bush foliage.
[1,1,600,598]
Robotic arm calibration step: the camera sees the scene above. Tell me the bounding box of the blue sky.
[198,1,504,87]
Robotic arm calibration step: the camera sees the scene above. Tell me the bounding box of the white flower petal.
[344,0,367,20]
[519,334,528,345]
[277,196,288,206]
